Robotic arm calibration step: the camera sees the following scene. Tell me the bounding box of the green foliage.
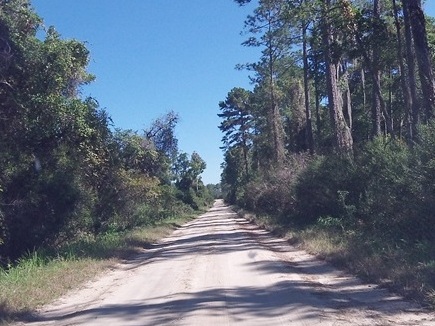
[242,154,310,215]
[223,0,435,306]
[356,138,413,226]
[221,146,247,204]
[144,111,179,161]
[173,151,209,209]
[408,123,435,238]
[234,133,433,244]
[293,136,434,242]
[0,2,210,266]
[316,216,345,231]
[218,87,253,155]
[294,154,359,224]
[205,183,222,199]
[3,168,81,259]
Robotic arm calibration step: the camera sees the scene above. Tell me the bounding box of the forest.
[219,0,435,303]
[0,0,216,264]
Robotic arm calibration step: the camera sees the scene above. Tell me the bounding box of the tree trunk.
[302,22,314,154]
[402,0,420,136]
[341,61,353,131]
[407,0,435,121]
[393,0,413,141]
[312,40,322,143]
[315,82,321,142]
[241,127,250,178]
[351,0,393,137]
[371,74,383,136]
[361,66,368,139]
[388,68,394,134]
[267,22,285,165]
[322,0,353,153]
[371,0,383,137]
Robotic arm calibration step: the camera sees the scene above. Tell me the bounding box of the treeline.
[220,0,435,254]
[0,1,215,264]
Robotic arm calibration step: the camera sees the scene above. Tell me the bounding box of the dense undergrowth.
[240,209,435,308]
[226,125,435,308]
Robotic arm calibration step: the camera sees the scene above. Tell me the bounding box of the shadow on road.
[18,202,429,325]
[23,279,410,325]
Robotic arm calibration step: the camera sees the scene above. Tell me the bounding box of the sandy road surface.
[18,200,434,325]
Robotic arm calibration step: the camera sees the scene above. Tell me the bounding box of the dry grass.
[237,208,435,309]
[0,213,197,324]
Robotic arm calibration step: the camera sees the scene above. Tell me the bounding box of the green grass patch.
[0,211,198,324]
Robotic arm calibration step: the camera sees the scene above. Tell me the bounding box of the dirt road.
[19,200,434,325]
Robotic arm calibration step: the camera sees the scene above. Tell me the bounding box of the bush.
[355,137,435,242]
[1,167,81,262]
[294,154,359,225]
[294,136,434,243]
[408,123,435,240]
[242,154,310,217]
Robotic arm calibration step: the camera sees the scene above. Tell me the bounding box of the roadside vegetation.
[0,1,217,265]
[235,135,435,306]
[0,1,219,322]
[0,209,203,323]
[239,201,435,308]
[220,0,435,308]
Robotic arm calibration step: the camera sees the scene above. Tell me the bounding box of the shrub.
[294,154,358,225]
[1,167,81,262]
[354,138,435,242]
[243,153,310,218]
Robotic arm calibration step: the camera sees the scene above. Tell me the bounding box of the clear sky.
[30,1,435,185]
[31,0,261,185]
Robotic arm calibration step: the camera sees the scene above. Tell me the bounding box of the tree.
[112,129,162,175]
[218,87,253,177]
[0,0,124,258]
[393,0,414,140]
[301,5,315,154]
[144,110,179,183]
[241,0,289,164]
[174,151,206,191]
[206,183,222,199]
[144,110,179,159]
[220,146,247,204]
[173,152,190,186]
[0,0,212,264]
[174,151,207,208]
[190,152,206,191]
[371,0,384,137]
[281,0,316,153]
[406,0,435,121]
[401,0,420,138]
[321,0,353,152]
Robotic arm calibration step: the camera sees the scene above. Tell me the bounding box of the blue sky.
[31,0,261,185]
[31,1,435,185]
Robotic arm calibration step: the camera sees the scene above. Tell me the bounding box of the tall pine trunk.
[266,16,285,165]
[407,0,435,121]
[346,0,392,137]
[302,22,314,154]
[341,61,353,131]
[371,0,383,137]
[322,0,353,153]
[401,0,420,135]
[393,0,413,141]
